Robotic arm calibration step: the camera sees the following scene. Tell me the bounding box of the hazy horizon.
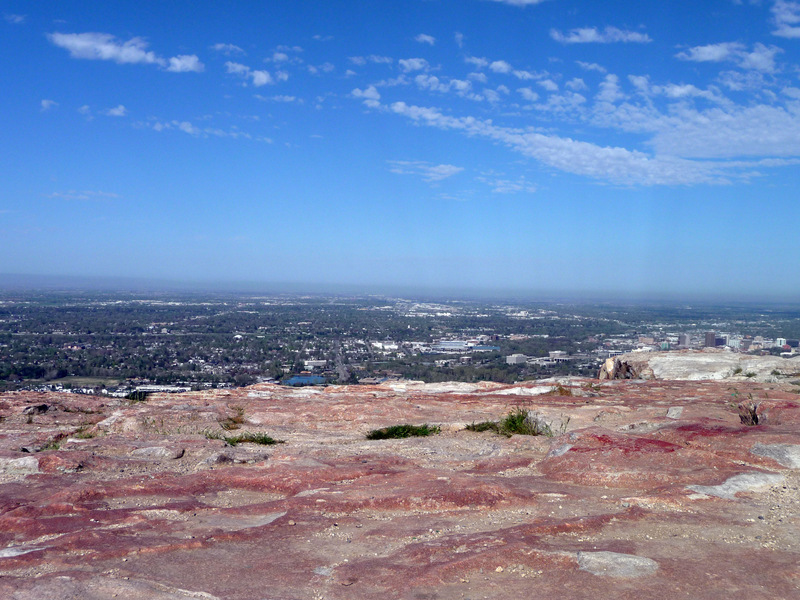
[3,272,800,306]
[3,1,800,298]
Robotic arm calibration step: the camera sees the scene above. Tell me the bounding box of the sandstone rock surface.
[599,349,800,382]
[0,364,798,599]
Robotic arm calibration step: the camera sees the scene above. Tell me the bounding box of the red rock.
[0,375,797,599]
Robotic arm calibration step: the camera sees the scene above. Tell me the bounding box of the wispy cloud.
[225,61,274,86]
[477,175,537,193]
[48,32,204,73]
[46,190,119,201]
[381,100,787,186]
[48,32,162,64]
[398,58,430,72]
[551,26,652,44]
[577,61,607,73]
[676,42,782,73]
[349,55,393,66]
[40,99,58,111]
[487,0,550,6]
[351,85,381,108]
[772,0,800,38]
[167,54,204,73]
[4,13,25,24]
[387,160,464,182]
[102,104,127,117]
[415,33,436,45]
[256,94,301,103]
[211,43,245,55]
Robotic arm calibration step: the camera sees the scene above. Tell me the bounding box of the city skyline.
[3,1,800,299]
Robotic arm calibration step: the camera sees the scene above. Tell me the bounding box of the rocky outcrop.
[599,349,800,381]
[0,377,799,599]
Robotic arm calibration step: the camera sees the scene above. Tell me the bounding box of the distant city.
[2,290,799,396]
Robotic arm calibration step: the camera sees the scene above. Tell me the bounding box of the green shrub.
[204,430,283,446]
[466,408,569,438]
[465,421,500,433]
[366,424,440,440]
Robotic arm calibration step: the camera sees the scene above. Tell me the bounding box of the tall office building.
[705,332,716,348]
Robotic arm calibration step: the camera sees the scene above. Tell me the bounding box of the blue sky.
[2,0,800,298]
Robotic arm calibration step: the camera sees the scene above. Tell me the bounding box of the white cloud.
[387,160,464,182]
[487,0,550,5]
[251,70,273,86]
[46,190,119,201]
[211,43,244,55]
[40,99,58,111]
[102,104,127,117]
[352,85,381,108]
[48,32,204,74]
[538,79,559,92]
[772,0,800,38]
[739,43,782,72]
[349,55,393,66]
[225,61,274,86]
[272,52,289,62]
[518,87,539,102]
[551,26,652,44]
[468,72,488,83]
[167,54,204,73]
[489,60,512,73]
[48,32,164,65]
[677,42,782,73]
[78,104,91,116]
[465,56,489,69]
[384,100,755,185]
[576,61,607,73]
[566,78,588,91]
[4,14,25,24]
[596,74,625,103]
[454,32,465,48]
[676,42,745,62]
[175,121,200,135]
[783,86,800,99]
[650,104,800,158]
[256,94,299,103]
[399,58,429,72]
[477,175,537,194]
[415,33,436,45]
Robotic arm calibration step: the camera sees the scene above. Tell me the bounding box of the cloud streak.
[47,32,204,72]
[551,26,652,44]
[387,160,464,182]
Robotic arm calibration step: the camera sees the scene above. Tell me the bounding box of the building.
[705,332,717,348]
[678,333,690,347]
[506,354,528,365]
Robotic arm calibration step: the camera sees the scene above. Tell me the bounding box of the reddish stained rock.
[0,374,798,599]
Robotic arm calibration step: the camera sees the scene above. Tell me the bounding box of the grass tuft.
[219,405,246,431]
[366,424,440,440]
[465,421,500,433]
[465,407,569,438]
[204,430,283,446]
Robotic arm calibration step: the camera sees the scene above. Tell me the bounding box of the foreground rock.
[0,370,798,599]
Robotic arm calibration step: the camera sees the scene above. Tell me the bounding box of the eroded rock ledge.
[1,362,799,599]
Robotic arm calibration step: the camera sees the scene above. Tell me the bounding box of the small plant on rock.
[204,430,283,446]
[219,405,246,431]
[366,424,440,440]
[465,421,500,433]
